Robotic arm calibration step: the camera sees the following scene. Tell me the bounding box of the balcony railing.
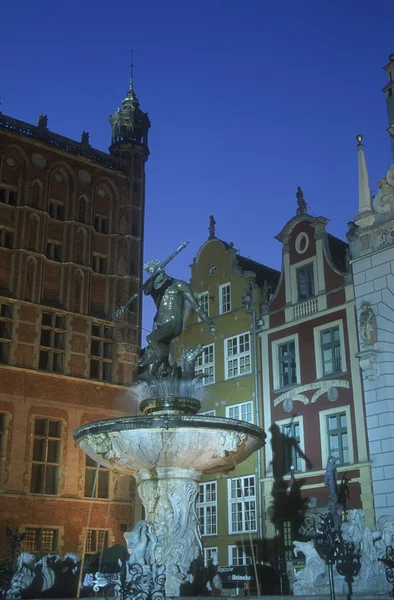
[293,297,318,320]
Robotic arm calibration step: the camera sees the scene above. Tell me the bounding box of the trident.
[109,241,190,321]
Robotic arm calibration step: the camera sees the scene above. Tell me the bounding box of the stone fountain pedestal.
[74,395,266,597]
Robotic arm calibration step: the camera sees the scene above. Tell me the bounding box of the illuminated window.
[84,455,110,499]
[24,528,58,552]
[30,418,61,495]
[226,401,253,423]
[85,529,108,554]
[225,333,251,379]
[0,303,12,364]
[219,283,231,314]
[39,312,65,373]
[195,344,215,384]
[228,475,256,534]
[197,482,217,536]
[90,323,114,382]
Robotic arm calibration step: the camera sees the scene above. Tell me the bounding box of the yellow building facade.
[177,230,279,567]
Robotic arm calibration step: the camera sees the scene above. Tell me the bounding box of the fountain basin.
[74,413,266,476]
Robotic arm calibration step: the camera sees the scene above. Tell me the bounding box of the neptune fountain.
[74,243,266,597]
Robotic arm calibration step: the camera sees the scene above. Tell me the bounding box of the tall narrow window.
[281,421,302,472]
[24,258,36,303]
[0,227,13,249]
[225,333,251,379]
[197,291,209,321]
[74,271,83,313]
[197,482,217,536]
[94,214,109,234]
[84,455,110,499]
[327,413,349,465]
[49,199,65,220]
[46,241,62,262]
[0,413,7,481]
[195,344,215,384]
[321,327,342,375]
[228,475,256,534]
[39,312,66,373]
[278,341,297,387]
[219,283,231,314]
[31,181,42,209]
[0,184,17,206]
[85,529,108,554]
[92,254,107,274]
[0,303,12,364]
[203,547,218,567]
[30,418,61,495]
[79,197,88,223]
[76,230,85,264]
[24,528,58,552]
[297,263,315,301]
[90,323,114,382]
[28,215,39,251]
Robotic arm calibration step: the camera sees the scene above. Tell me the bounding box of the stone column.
[137,467,202,597]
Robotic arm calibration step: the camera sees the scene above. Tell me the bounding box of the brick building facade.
[0,76,150,556]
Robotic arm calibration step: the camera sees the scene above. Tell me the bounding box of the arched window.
[75,229,86,264]
[0,153,20,206]
[31,180,43,209]
[79,196,88,224]
[28,214,40,252]
[24,257,37,302]
[74,271,83,313]
[48,170,68,220]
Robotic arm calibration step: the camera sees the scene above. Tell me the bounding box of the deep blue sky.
[2,1,393,332]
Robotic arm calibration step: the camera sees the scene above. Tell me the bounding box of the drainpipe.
[243,293,264,541]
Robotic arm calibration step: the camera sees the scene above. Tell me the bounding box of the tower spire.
[354,135,375,228]
[129,50,134,93]
[383,53,394,162]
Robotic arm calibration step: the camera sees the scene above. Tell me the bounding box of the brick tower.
[0,74,150,555]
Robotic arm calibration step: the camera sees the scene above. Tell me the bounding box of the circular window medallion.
[327,387,338,402]
[54,172,64,183]
[98,189,106,198]
[283,398,294,413]
[78,169,92,187]
[31,153,47,170]
[208,265,217,276]
[295,232,309,254]
[5,156,16,168]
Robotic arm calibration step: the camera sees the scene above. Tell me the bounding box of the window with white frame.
[225,332,251,379]
[23,527,59,552]
[319,406,353,467]
[195,344,215,384]
[200,409,216,416]
[228,544,257,566]
[226,401,253,423]
[85,529,109,554]
[228,475,256,534]
[296,263,315,301]
[203,546,218,567]
[271,334,301,391]
[278,340,297,388]
[327,412,349,465]
[197,482,217,536]
[313,320,346,379]
[197,291,209,321]
[219,283,231,314]
[280,420,302,472]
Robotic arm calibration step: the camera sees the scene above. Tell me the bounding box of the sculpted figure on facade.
[359,300,377,346]
[324,456,338,501]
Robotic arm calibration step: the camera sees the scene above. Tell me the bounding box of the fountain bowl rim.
[73,414,266,444]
